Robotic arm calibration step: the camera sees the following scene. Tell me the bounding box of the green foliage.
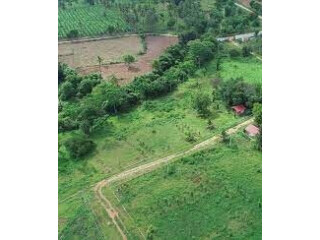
[229,48,241,58]
[191,90,211,115]
[58,53,257,238]
[59,0,261,39]
[244,37,262,56]
[146,225,157,240]
[220,57,262,84]
[78,76,100,97]
[123,54,136,68]
[59,62,75,85]
[66,29,79,39]
[178,30,198,45]
[59,116,78,132]
[188,39,215,67]
[218,78,261,108]
[58,5,129,38]
[242,45,252,57]
[250,0,262,15]
[253,102,262,151]
[59,72,101,102]
[64,136,96,159]
[113,135,262,239]
[185,131,197,143]
[253,103,262,127]
[167,18,176,29]
[58,194,105,240]
[59,81,77,101]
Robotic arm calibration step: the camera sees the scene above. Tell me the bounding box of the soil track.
[78,35,178,85]
[95,118,254,240]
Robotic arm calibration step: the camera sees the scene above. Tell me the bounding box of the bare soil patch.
[78,35,178,85]
[58,36,142,68]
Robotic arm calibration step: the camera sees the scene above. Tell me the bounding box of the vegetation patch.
[107,134,262,239]
[220,57,262,84]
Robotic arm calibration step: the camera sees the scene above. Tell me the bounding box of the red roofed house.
[245,124,260,137]
[231,104,246,115]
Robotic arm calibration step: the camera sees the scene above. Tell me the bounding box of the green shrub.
[64,136,95,159]
[59,81,77,101]
[66,29,79,39]
[229,48,241,58]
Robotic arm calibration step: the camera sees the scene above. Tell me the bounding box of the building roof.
[231,105,246,114]
[245,124,260,137]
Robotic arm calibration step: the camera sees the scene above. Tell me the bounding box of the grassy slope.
[107,133,262,240]
[58,57,261,238]
[220,57,262,84]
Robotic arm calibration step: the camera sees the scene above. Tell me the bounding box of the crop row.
[58,5,130,39]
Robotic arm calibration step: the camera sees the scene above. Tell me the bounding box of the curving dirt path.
[94,118,254,240]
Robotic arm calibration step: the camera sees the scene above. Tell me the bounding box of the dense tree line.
[218,78,262,109]
[253,102,262,151]
[58,63,101,101]
[59,36,221,160]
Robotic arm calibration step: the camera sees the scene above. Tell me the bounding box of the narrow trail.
[94,118,254,240]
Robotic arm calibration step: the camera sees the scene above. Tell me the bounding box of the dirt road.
[95,118,254,240]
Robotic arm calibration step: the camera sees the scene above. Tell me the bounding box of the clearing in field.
[78,35,178,85]
[102,133,262,239]
[58,36,142,68]
[220,58,262,84]
[58,57,256,238]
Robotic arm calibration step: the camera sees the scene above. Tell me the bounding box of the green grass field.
[105,133,262,239]
[58,60,252,237]
[220,57,262,84]
[58,56,261,239]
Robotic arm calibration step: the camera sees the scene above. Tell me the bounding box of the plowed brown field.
[58,35,178,85]
[79,35,178,85]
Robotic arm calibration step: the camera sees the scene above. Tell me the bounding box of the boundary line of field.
[95,118,254,240]
[58,33,177,45]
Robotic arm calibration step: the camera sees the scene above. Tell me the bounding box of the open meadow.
[104,133,262,239]
[58,1,262,239]
[58,54,261,239]
[220,58,262,84]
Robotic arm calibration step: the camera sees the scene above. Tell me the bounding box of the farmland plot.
[58,36,142,68]
[58,5,129,39]
[78,35,178,84]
